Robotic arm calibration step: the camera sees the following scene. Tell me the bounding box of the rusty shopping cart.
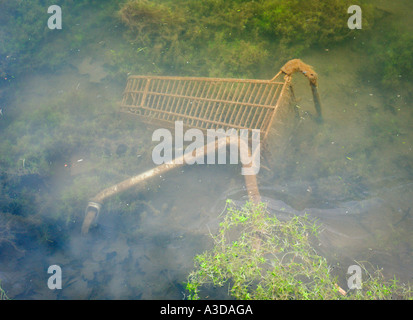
[81,59,322,234]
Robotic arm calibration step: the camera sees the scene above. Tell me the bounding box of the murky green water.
[0,0,412,299]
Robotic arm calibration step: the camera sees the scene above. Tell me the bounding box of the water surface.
[0,0,412,299]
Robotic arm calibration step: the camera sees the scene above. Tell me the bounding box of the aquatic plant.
[0,0,46,79]
[0,0,121,83]
[118,0,184,44]
[0,76,150,225]
[363,30,413,95]
[256,0,375,45]
[111,0,377,80]
[186,201,412,300]
[0,281,9,300]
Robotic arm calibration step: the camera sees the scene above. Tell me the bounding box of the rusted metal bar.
[279,58,322,120]
[120,76,285,138]
[311,83,322,120]
[81,137,260,234]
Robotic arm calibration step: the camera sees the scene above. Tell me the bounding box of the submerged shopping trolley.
[81,59,322,234]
